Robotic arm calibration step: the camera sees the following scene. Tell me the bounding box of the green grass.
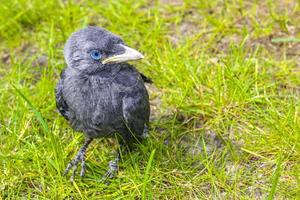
[0,0,299,199]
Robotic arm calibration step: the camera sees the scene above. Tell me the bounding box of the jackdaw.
[55,26,151,181]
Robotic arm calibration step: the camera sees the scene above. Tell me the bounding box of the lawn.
[0,0,299,199]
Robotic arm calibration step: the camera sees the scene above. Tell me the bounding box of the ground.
[0,0,299,199]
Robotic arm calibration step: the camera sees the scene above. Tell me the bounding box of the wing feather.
[55,69,69,121]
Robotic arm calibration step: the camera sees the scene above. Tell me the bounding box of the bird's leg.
[64,137,93,181]
[102,146,122,181]
[142,124,149,139]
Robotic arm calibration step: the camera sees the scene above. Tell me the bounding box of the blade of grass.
[267,156,283,200]
[271,37,300,43]
[12,85,49,133]
[142,149,156,200]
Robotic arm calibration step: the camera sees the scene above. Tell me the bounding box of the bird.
[55,26,151,181]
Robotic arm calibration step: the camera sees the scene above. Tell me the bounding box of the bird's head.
[64,26,144,74]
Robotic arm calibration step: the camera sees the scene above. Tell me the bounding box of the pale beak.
[102,44,144,64]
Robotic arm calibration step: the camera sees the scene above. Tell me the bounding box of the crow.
[55,26,151,181]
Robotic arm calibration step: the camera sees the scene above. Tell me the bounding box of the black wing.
[122,84,150,140]
[140,72,153,84]
[55,69,69,121]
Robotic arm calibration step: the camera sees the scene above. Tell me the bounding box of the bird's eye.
[90,50,102,60]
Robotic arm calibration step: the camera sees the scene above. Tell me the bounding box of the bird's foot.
[102,157,119,183]
[63,151,87,181]
[63,138,92,181]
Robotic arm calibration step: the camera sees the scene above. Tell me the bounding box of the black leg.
[102,143,124,182]
[64,137,93,181]
[102,150,120,180]
[142,124,149,139]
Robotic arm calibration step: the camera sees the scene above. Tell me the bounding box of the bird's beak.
[102,44,144,64]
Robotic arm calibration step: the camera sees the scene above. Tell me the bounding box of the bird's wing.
[139,72,153,84]
[122,85,150,139]
[55,69,69,121]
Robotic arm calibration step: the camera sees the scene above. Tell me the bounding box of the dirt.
[178,129,224,158]
[166,0,300,66]
[1,51,10,65]
[159,0,183,6]
[146,83,173,121]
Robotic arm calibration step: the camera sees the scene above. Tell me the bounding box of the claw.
[102,154,120,183]
[63,138,93,181]
[63,162,74,176]
[64,152,84,181]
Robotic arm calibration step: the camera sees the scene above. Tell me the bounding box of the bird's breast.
[62,66,146,137]
[63,76,123,133]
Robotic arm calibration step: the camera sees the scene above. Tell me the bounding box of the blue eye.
[90,50,102,60]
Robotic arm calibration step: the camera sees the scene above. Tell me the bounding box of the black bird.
[55,26,151,181]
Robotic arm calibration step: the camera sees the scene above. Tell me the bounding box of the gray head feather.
[64,26,124,74]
